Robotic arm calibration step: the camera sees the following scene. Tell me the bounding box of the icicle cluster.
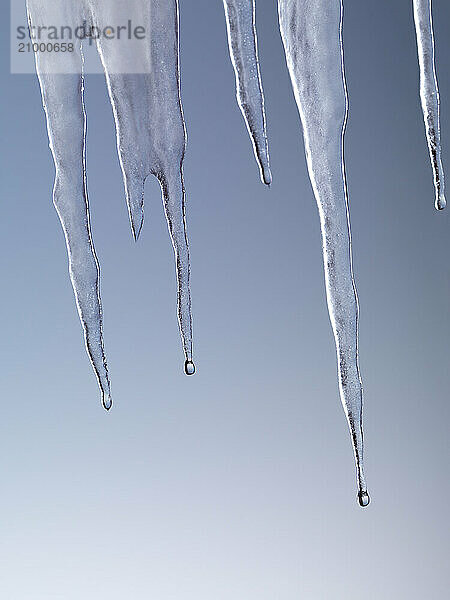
[27,0,195,411]
[27,0,446,505]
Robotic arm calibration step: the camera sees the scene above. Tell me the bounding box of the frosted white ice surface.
[223,0,271,185]
[27,0,195,408]
[413,0,446,210]
[278,0,369,506]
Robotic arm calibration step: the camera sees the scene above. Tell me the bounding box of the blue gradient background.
[1,1,449,597]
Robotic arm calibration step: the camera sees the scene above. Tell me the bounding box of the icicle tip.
[131,213,144,242]
[102,392,113,411]
[358,490,370,508]
[262,165,272,186]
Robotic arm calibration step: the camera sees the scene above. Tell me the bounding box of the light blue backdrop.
[0,1,449,598]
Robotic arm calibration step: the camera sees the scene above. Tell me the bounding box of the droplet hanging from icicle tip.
[413,0,446,210]
[28,0,196,408]
[278,0,369,506]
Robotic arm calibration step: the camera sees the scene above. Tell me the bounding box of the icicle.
[90,0,195,374]
[413,0,446,210]
[222,0,272,185]
[27,1,112,409]
[278,0,369,506]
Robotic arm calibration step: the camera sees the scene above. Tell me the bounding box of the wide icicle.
[90,0,195,374]
[412,0,446,210]
[27,0,112,410]
[278,0,369,506]
[222,0,272,184]
[28,0,195,406]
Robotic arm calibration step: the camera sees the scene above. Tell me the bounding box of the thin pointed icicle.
[413,0,446,210]
[223,0,272,185]
[90,0,195,373]
[27,1,112,409]
[278,0,369,506]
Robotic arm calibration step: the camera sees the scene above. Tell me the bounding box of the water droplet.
[413,0,446,211]
[436,193,446,211]
[358,491,370,508]
[184,360,196,376]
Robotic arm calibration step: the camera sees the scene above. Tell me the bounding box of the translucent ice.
[278,0,369,506]
[91,0,194,374]
[27,0,195,408]
[222,0,271,184]
[413,0,446,210]
[27,1,112,409]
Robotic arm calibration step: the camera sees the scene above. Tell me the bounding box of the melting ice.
[413,0,445,210]
[278,0,369,506]
[27,0,195,410]
[26,0,273,410]
[222,0,271,185]
[26,0,447,505]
